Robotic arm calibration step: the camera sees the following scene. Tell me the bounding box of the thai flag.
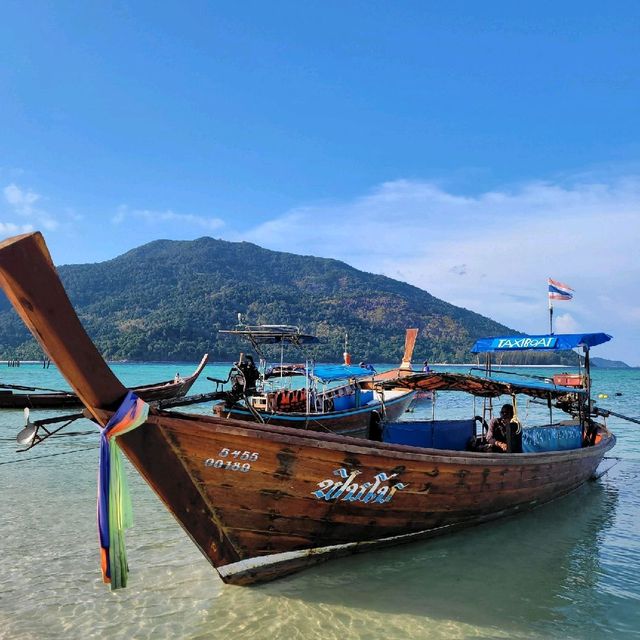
[548,278,574,301]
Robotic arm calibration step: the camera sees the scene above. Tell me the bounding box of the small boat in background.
[412,361,435,404]
[0,354,209,409]
[0,232,621,589]
[408,388,435,409]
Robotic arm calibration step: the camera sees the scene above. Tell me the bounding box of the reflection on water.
[209,471,633,640]
[0,365,639,639]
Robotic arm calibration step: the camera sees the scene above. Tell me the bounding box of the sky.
[1,1,639,364]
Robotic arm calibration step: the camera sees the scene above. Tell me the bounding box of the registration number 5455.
[204,448,260,473]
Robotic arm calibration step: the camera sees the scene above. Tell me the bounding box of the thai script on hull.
[313,467,407,504]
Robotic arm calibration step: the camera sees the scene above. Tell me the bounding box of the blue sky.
[1,2,639,363]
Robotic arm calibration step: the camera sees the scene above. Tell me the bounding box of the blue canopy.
[311,364,376,383]
[471,333,612,353]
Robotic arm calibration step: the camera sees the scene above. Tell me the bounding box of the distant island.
[590,357,630,369]
[0,236,620,366]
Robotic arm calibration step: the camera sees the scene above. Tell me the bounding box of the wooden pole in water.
[400,328,418,370]
[0,232,126,424]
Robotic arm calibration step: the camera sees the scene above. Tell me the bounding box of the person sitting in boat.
[422,360,431,372]
[486,404,523,453]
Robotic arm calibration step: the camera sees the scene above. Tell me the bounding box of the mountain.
[591,357,630,369]
[0,236,576,364]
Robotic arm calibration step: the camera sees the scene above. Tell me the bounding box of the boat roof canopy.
[311,364,376,383]
[220,325,320,345]
[470,332,612,353]
[379,371,587,398]
[264,364,307,379]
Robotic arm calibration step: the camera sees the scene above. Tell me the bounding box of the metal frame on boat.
[0,232,616,588]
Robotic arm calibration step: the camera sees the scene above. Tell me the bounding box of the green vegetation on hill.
[0,237,578,365]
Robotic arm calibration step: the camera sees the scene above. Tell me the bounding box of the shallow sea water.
[0,363,638,639]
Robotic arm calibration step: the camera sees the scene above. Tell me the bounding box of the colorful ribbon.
[97,391,149,589]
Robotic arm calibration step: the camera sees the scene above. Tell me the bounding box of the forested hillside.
[0,237,578,365]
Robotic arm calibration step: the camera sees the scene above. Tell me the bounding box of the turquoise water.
[0,363,638,639]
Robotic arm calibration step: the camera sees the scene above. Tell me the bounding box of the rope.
[303,416,335,432]
[0,445,98,465]
[511,394,522,433]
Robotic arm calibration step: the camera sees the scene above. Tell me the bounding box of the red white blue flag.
[548,278,574,301]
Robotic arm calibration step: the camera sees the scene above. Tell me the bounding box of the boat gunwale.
[153,408,616,467]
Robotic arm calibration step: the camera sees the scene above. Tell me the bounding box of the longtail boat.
[212,324,415,436]
[0,232,617,588]
[357,327,420,389]
[0,353,209,409]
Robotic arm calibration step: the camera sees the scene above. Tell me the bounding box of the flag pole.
[548,277,573,335]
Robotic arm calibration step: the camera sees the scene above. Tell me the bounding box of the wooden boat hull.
[0,389,80,409]
[0,354,209,409]
[119,409,615,585]
[359,366,418,390]
[213,390,414,437]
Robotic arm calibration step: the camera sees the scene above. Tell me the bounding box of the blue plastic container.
[333,395,356,411]
[360,390,374,405]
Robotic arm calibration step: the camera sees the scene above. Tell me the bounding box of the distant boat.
[211,324,415,437]
[408,388,435,408]
[0,354,209,409]
[0,232,617,589]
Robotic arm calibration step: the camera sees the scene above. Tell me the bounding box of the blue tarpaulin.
[311,364,376,383]
[383,419,475,451]
[382,421,582,453]
[522,425,583,452]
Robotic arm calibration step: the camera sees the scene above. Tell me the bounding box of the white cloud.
[0,221,34,234]
[65,208,84,222]
[4,184,40,214]
[113,205,225,231]
[554,313,581,334]
[237,176,640,364]
[2,183,59,230]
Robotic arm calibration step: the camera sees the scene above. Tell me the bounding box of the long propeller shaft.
[594,406,640,426]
